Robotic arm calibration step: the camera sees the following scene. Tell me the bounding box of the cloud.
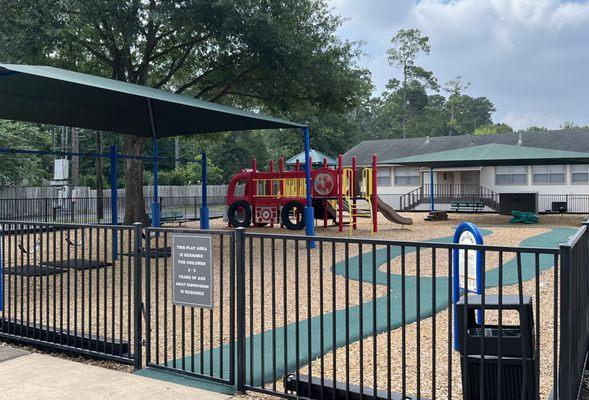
[329,0,589,129]
[502,111,563,130]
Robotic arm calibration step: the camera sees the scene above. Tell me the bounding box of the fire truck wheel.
[280,201,306,230]
[228,200,252,228]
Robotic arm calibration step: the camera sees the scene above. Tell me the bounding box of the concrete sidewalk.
[0,345,231,400]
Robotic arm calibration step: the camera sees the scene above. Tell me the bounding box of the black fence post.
[235,227,246,393]
[133,222,144,371]
[559,240,572,400]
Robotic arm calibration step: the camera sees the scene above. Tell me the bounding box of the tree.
[443,76,471,136]
[561,122,589,130]
[473,123,513,135]
[524,126,548,132]
[0,121,51,185]
[0,0,369,223]
[387,28,439,139]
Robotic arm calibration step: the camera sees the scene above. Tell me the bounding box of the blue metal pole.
[430,167,435,212]
[0,232,3,312]
[151,137,160,228]
[303,127,316,248]
[110,145,118,258]
[110,145,118,225]
[200,152,210,229]
[147,98,161,228]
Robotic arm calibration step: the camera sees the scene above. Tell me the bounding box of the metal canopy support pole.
[147,99,160,228]
[110,145,118,225]
[303,127,316,248]
[110,145,118,258]
[200,152,209,229]
[430,167,435,212]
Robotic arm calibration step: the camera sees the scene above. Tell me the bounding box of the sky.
[328,0,589,130]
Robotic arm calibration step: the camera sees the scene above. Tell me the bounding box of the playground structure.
[225,154,413,234]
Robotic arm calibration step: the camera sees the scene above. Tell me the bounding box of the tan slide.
[377,195,413,226]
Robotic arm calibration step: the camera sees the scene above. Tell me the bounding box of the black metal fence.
[1,221,588,399]
[538,194,589,214]
[237,231,562,399]
[0,195,226,224]
[0,221,142,364]
[142,226,236,385]
[558,222,589,400]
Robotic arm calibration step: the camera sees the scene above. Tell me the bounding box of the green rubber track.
[144,227,575,388]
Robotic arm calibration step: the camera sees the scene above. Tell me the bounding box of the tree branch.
[154,43,196,88]
[148,33,213,62]
[209,64,260,102]
[174,58,242,95]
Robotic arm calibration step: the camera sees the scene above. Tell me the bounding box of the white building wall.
[375,163,589,211]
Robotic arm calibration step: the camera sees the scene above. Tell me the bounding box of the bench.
[147,210,189,225]
[451,201,485,212]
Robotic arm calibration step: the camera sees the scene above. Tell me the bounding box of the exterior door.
[460,171,480,198]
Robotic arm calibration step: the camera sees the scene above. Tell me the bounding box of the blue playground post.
[430,167,435,212]
[200,152,210,229]
[0,233,3,312]
[303,127,316,248]
[452,222,484,350]
[110,145,118,258]
[151,137,161,228]
[146,98,161,228]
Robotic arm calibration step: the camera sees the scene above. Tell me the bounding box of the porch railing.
[400,184,500,211]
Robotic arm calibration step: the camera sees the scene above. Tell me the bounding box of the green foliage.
[0,121,51,186]
[473,123,514,135]
[208,133,270,183]
[525,126,548,132]
[144,161,223,186]
[560,122,589,130]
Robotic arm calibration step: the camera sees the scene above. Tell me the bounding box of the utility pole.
[71,127,79,186]
[175,137,180,169]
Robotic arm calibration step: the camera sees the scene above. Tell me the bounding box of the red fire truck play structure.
[225,154,381,234]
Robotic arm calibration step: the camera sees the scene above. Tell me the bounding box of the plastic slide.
[377,195,413,226]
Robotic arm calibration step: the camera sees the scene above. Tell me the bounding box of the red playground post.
[372,154,378,233]
[323,157,328,228]
[269,159,274,227]
[337,154,344,232]
[279,157,285,228]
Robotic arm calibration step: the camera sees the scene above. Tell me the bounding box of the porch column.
[430,167,435,212]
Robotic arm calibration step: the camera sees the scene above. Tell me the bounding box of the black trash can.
[456,294,537,400]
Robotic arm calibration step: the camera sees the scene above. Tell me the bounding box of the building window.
[377,167,392,187]
[495,166,528,185]
[394,167,420,186]
[571,165,589,184]
[532,165,566,184]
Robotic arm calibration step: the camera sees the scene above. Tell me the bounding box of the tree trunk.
[123,135,149,225]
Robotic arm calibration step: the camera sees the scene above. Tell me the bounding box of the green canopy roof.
[383,143,589,168]
[0,64,304,137]
[285,149,337,166]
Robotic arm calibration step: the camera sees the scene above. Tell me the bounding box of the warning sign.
[172,234,214,308]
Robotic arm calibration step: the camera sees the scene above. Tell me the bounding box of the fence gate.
[143,227,235,386]
[0,221,140,364]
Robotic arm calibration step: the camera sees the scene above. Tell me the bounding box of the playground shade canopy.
[383,143,589,168]
[285,149,336,166]
[0,64,304,137]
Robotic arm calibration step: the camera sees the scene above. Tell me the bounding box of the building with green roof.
[342,130,589,213]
